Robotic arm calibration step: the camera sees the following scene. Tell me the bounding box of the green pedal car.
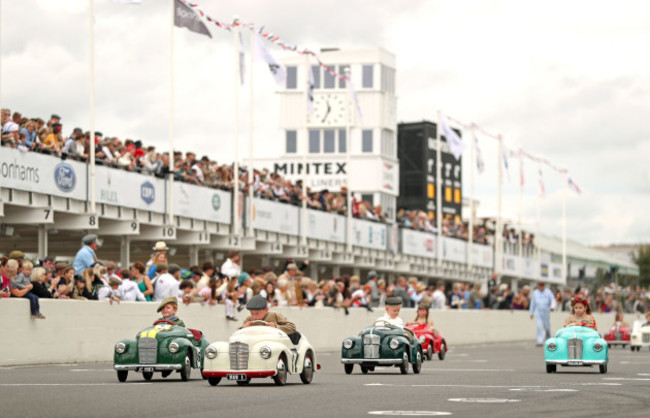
[113,320,210,382]
[341,322,423,375]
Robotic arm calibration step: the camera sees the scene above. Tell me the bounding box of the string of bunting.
[183,0,349,82]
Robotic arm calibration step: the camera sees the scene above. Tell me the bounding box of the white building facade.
[252,48,399,221]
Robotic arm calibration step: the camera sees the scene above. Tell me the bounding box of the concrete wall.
[0,298,641,366]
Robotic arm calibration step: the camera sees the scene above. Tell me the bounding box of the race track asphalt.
[1,342,649,418]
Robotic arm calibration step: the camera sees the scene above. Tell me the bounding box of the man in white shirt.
[220,250,241,279]
[117,272,146,302]
[152,263,182,302]
[431,282,447,310]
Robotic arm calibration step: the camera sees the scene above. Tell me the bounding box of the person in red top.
[563,296,597,330]
[1,257,10,298]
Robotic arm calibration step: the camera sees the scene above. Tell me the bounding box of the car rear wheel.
[300,353,314,384]
[546,364,556,373]
[413,350,422,374]
[117,370,128,382]
[599,364,607,374]
[438,341,447,360]
[344,364,354,375]
[161,370,172,378]
[425,343,433,361]
[208,377,221,386]
[142,371,153,381]
[360,365,369,374]
[399,353,409,375]
[273,355,288,386]
[180,351,192,382]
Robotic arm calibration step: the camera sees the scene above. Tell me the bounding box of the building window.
[309,129,320,153]
[338,65,349,89]
[311,65,321,89]
[381,65,395,94]
[361,193,373,205]
[362,65,373,88]
[362,130,373,153]
[381,129,395,158]
[286,66,297,89]
[323,129,335,153]
[338,129,347,153]
[286,130,297,153]
[324,66,335,89]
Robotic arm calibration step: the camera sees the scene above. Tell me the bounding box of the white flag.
[346,73,363,124]
[307,60,315,115]
[238,31,245,85]
[567,174,582,194]
[254,34,286,86]
[538,165,546,197]
[474,134,485,174]
[439,116,466,160]
[502,146,511,182]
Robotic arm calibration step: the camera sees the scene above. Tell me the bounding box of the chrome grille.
[229,342,249,370]
[643,333,650,344]
[363,334,381,359]
[138,337,157,364]
[567,338,583,360]
[614,332,622,340]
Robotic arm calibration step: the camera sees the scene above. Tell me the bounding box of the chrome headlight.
[115,342,126,354]
[593,342,603,352]
[168,342,180,354]
[547,342,556,351]
[205,346,217,359]
[389,339,399,350]
[419,336,426,343]
[343,339,354,349]
[260,346,272,359]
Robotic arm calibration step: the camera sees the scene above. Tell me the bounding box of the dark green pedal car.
[341,322,423,375]
[113,320,209,382]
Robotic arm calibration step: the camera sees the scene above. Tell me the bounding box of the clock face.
[310,93,348,126]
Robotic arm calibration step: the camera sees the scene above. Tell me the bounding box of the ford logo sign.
[141,181,155,205]
[54,163,76,192]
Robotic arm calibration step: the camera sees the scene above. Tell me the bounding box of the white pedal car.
[201,321,318,386]
[630,320,650,352]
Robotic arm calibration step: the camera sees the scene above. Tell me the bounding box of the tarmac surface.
[1,342,649,418]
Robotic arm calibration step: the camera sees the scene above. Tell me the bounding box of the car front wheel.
[438,341,447,360]
[425,343,433,361]
[300,353,314,384]
[546,364,556,373]
[599,364,607,374]
[180,352,192,381]
[344,364,354,375]
[273,355,288,386]
[413,350,422,374]
[117,370,128,382]
[399,353,409,375]
[208,377,221,386]
[142,371,153,381]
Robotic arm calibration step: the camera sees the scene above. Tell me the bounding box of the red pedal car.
[405,323,447,361]
[603,324,631,348]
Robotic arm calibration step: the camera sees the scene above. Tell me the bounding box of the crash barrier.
[0,298,639,366]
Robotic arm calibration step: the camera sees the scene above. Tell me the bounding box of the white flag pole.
[495,135,503,278]
[232,20,240,237]
[248,26,254,235]
[168,0,175,226]
[536,163,542,281]
[345,68,353,254]
[562,169,567,286]
[518,148,523,279]
[301,55,309,247]
[436,111,442,269]
[0,0,3,197]
[468,124,475,274]
[89,0,96,215]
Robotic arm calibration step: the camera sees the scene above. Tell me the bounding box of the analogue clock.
[310,93,348,126]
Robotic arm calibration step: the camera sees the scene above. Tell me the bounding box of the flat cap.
[417,301,430,310]
[246,295,268,310]
[261,264,274,273]
[155,262,168,272]
[82,234,98,245]
[168,264,181,274]
[385,296,403,306]
[367,270,378,279]
[286,263,298,271]
[8,250,25,260]
[156,296,178,312]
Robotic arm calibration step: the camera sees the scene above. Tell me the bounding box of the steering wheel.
[373,319,396,327]
[251,320,268,326]
[153,319,175,326]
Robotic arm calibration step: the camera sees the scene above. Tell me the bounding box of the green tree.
[632,245,650,287]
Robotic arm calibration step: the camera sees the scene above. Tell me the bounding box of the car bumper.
[341,358,403,365]
[546,360,607,366]
[202,370,276,378]
[113,364,183,371]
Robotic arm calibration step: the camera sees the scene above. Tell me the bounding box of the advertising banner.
[471,244,493,268]
[95,166,166,213]
[400,228,436,259]
[173,182,231,224]
[0,147,87,201]
[351,218,387,250]
[251,198,299,235]
[442,236,466,263]
[306,210,346,243]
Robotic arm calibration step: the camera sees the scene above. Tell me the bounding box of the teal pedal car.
[113,320,209,382]
[341,322,423,375]
[544,325,608,374]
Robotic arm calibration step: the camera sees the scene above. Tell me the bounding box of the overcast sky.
[1,0,648,246]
